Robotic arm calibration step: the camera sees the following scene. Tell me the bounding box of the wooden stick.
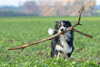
[8,27,72,50]
[8,6,93,50]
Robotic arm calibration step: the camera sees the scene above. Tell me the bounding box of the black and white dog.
[48,20,74,60]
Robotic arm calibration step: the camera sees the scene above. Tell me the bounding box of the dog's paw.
[48,28,54,35]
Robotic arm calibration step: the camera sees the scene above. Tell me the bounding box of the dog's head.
[54,20,72,32]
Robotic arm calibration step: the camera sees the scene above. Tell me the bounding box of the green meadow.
[0,16,100,67]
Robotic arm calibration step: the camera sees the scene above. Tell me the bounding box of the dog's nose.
[61,29,64,31]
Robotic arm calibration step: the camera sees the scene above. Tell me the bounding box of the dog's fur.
[48,20,74,60]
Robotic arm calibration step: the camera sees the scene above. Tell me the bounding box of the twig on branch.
[8,6,93,50]
[72,29,93,38]
[72,6,83,28]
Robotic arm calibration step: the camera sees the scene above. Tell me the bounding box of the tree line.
[0,0,98,17]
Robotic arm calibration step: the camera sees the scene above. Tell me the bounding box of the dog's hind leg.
[51,50,54,58]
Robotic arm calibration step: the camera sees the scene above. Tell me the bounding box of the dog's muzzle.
[58,28,66,35]
[61,28,64,32]
[60,28,66,32]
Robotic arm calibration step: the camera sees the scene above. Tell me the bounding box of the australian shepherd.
[48,20,74,60]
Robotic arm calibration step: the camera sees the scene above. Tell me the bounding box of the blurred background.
[0,0,100,17]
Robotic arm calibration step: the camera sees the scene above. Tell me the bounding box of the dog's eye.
[63,23,65,25]
[63,23,66,26]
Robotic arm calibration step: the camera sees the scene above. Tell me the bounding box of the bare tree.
[22,1,39,15]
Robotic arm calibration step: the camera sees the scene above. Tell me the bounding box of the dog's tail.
[48,28,54,35]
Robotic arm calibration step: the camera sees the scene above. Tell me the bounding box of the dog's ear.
[67,21,72,27]
[55,21,59,23]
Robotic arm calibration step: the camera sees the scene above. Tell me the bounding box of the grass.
[0,16,100,67]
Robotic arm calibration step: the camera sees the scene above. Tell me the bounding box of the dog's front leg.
[65,31,72,41]
[57,52,61,58]
[63,56,68,61]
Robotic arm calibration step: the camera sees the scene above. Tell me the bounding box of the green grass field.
[0,16,100,67]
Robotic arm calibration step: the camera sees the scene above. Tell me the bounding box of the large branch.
[8,27,72,50]
[8,6,93,50]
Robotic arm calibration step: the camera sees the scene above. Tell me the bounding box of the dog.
[48,20,74,60]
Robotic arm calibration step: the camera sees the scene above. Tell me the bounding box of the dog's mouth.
[58,28,67,35]
[61,29,67,35]
[61,31,65,35]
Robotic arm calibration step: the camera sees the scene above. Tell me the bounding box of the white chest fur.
[55,35,72,55]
